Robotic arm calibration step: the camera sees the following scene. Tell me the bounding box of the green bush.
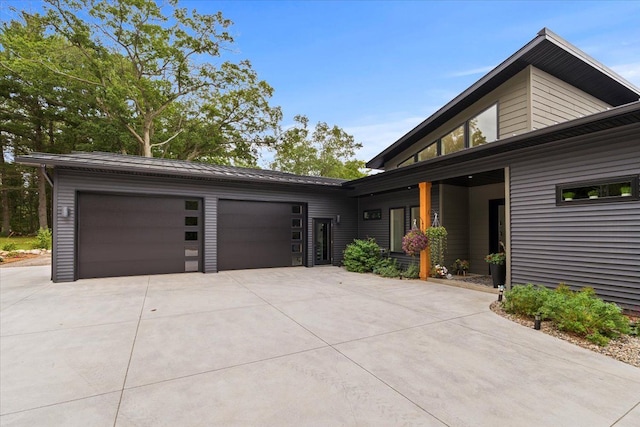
[343,238,381,273]
[373,257,401,278]
[503,284,552,317]
[541,287,630,346]
[504,284,631,346]
[402,262,420,279]
[2,242,17,251]
[33,228,52,250]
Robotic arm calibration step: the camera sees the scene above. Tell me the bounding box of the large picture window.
[470,104,498,147]
[389,207,405,252]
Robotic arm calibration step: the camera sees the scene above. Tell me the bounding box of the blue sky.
[3,1,640,165]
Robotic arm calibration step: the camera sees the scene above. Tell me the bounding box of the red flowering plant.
[402,228,429,256]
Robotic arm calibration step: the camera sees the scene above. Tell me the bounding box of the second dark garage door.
[217,200,305,270]
[77,193,202,279]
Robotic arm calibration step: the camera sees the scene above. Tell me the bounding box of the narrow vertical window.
[390,208,405,252]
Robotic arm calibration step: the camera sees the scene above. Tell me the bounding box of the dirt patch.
[0,253,52,267]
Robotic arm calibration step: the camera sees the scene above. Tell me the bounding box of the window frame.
[389,207,406,253]
[363,208,382,220]
[556,175,639,205]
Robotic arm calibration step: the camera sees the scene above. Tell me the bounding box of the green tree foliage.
[40,0,281,160]
[270,115,367,179]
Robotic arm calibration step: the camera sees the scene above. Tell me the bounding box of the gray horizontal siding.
[53,170,357,281]
[357,185,439,268]
[510,131,640,310]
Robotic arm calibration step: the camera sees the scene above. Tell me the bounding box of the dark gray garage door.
[218,200,305,270]
[77,193,202,279]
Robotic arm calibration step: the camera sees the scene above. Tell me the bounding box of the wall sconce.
[335,214,341,224]
[61,206,70,218]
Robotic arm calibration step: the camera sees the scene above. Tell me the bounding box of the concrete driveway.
[1,266,639,426]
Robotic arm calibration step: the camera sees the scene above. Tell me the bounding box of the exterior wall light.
[61,206,70,218]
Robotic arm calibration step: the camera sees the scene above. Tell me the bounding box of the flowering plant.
[484,252,506,265]
[402,228,429,256]
[432,264,448,278]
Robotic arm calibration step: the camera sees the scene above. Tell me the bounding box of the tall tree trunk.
[34,120,49,230]
[0,140,10,236]
[37,167,49,230]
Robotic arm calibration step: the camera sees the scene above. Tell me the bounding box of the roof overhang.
[366,28,640,170]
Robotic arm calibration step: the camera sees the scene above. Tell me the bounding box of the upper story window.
[470,104,498,147]
[441,125,465,155]
[417,142,438,161]
[397,102,498,167]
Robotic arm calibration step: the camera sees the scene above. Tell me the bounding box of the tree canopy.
[0,0,368,234]
[269,115,366,179]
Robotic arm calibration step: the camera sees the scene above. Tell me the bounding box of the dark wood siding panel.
[441,184,470,271]
[510,133,640,310]
[53,171,356,281]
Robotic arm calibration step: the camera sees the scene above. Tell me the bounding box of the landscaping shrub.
[503,284,552,317]
[540,287,630,346]
[343,238,381,273]
[504,283,631,346]
[33,228,52,250]
[373,257,401,278]
[2,242,17,252]
[402,263,420,279]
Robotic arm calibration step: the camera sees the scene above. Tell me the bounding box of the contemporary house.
[17,29,640,310]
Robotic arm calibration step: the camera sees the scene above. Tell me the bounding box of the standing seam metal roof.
[15,151,348,187]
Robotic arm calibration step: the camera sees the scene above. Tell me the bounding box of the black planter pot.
[490,263,506,288]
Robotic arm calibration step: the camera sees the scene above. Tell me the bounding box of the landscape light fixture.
[534,313,541,330]
[498,285,504,302]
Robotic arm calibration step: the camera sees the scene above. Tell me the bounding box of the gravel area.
[490,301,640,368]
[456,274,494,287]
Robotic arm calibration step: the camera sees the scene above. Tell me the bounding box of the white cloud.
[449,65,496,78]
[611,63,640,88]
[344,115,427,165]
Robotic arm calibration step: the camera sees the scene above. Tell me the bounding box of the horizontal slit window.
[185,200,199,210]
[558,176,638,205]
[185,217,198,226]
[185,231,198,241]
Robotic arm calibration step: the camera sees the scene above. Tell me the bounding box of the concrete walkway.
[1,266,639,426]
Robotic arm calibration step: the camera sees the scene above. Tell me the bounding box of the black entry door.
[314,219,332,265]
[488,198,506,255]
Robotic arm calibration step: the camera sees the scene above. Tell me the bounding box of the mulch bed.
[0,253,41,264]
[490,301,640,368]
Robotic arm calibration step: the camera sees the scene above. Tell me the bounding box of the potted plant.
[485,251,505,288]
[563,191,575,201]
[588,189,599,199]
[401,228,429,257]
[451,258,469,276]
[621,185,632,197]
[425,225,447,277]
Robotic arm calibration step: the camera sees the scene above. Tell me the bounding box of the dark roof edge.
[366,28,640,169]
[352,100,640,185]
[540,28,640,96]
[14,153,347,188]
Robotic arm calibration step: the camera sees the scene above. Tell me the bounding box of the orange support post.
[419,182,432,280]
